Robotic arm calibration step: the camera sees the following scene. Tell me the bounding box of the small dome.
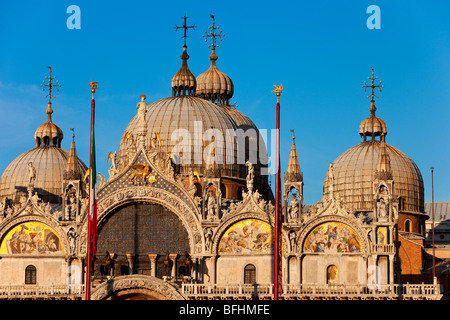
[359,100,387,141]
[34,103,64,147]
[196,52,234,105]
[171,45,196,97]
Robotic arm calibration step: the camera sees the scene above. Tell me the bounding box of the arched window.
[327,265,338,283]
[237,187,244,201]
[25,265,37,285]
[194,183,202,197]
[405,220,411,232]
[244,264,256,284]
[220,183,227,199]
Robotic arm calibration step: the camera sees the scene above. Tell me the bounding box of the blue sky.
[0,0,448,205]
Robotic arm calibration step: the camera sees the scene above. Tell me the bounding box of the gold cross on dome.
[41,66,61,104]
[203,14,224,51]
[362,67,384,101]
[175,13,196,47]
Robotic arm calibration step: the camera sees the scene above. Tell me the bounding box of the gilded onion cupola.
[34,66,64,147]
[196,14,234,105]
[359,67,387,142]
[171,14,197,97]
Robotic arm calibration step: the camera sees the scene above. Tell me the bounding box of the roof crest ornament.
[41,66,61,122]
[175,13,196,47]
[203,14,224,61]
[362,67,384,116]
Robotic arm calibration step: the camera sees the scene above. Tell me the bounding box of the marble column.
[169,254,178,279]
[148,254,158,277]
[126,253,135,275]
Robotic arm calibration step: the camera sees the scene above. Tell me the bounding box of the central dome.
[118,95,269,191]
[118,95,237,172]
[117,30,269,198]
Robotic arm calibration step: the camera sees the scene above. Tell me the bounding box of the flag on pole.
[86,81,98,300]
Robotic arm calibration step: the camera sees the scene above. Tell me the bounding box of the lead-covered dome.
[0,102,87,203]
[323,69,424,214]
[196,51,234,105]
[0,146,87,203]
[118,95,252,180]
[117,39,268,196]
[323,140,424,213]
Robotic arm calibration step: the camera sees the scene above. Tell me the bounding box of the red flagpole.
[86,81,98,300]
[274,85,282,300]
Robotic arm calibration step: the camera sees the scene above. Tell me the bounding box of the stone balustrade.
[0,282,441,300]
[182,282,442,300]
[0,284,85,299]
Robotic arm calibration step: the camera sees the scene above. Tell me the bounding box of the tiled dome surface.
[323,140,424,213]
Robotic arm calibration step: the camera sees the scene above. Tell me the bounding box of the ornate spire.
[284,130,302,182]
[171,14,197,97]
[375,140,392,180]
[196,14,233,105]
[64,128,81,180]
[359,67,387,142]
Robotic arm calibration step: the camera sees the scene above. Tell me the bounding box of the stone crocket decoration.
[245,160,254,192]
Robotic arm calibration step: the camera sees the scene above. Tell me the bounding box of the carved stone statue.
[136,94,148,127]
[207,191,217,218]
[166,155,175,179]
[28,162,36,184]
[69,194,77,219]
[205,227,213,251]
[107,151,118,178]
[328,162,335,198]
[67,227,79,256]
[0,198,5,221]
[377,198,388,218]
[245,160,254,191]
[31,192,40,204]
[188,169,195,187]
[289,231,297,252]
[150,132,159,149]
[289,194,299,220]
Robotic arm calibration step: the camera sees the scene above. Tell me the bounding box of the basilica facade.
[0,16,443,300]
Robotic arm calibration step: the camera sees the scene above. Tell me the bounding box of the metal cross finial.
[41,66,61,104]
[362,67,384,101]
[175,13,196,47]
[203,14,224,51]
